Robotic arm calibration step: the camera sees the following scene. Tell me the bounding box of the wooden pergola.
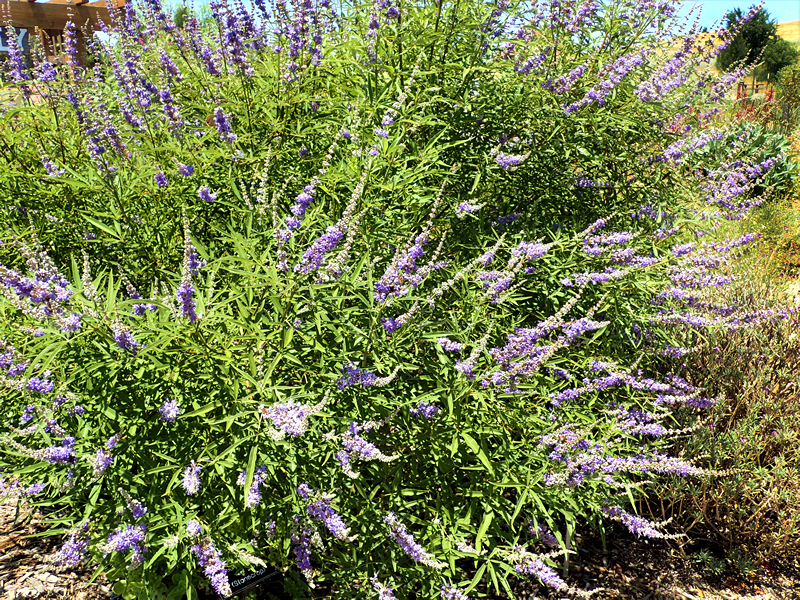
[2,0,125,63]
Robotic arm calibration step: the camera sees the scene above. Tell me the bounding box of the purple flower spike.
[291,525,313,577]
[131,503,148,520]
[295,226,344,274]
[111,322,141,353]
[336,363,377,389]
[410,401,439,420]
[383,512,446,569]
[182,461,202,496]
[372,576,397,600]
[19,405,35,424]
[457,202,482,215]
[42,438,76,465]
[177,216,201,323]
[380,317,399,333]
[441,584,469,600]
[212,107,236,144]
[187,251,207,276]
[159,398,180,422]
[298,484,352,540]
[529,523,558,547]
[191,538,232,597]
[602,506,675,539]
[198,186,217,202]
[48,521,90,568]
[495,152,527,169]
[104,524,147,567]
[92,448,114,478]
[186,520,202,538]
[238,465,268,508]
[258,396,327,438]
[176,280,197,322]
[437,337,463,352]
[27,377,55,394]
[511,546,568,590]
[178,163,195,176]
[25,482,46,496]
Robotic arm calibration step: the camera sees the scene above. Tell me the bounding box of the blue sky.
[679,1,800,29]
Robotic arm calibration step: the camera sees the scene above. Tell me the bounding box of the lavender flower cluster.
[602,506,679,539]
[159,398,180,422]
[298,484,353,540]
[374,193,446,305]
[103,524,148,567]
[383,512,446,569]
[0,241,80,334]
[291,524,314,580]
[176,211,203,323]
[182,461,202,496]
[258,395,327,439]
[372,576,397,600]
[191,537,232,597]
[335,420,398,478]
[437,337,463,352]
[410,400,439,420]
[510,545,568,591]
[46,520,90,569]
[336,363,377,389]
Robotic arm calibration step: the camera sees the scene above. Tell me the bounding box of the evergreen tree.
[763,38,800,78]
[717,6,777,72]
[174,6,190,28]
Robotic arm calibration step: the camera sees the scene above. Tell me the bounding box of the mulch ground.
[529,524,800,600]
[2,499,799,600]
[0,499,111,600]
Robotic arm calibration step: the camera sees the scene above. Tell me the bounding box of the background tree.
[777,63,800,105]
[717,6,777,71]
[777,63,800,127]
[173,5,189,28]
[718,29,749,71]
[762,38,800,78]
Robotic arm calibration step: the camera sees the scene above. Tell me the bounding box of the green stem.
[430,0,443,64]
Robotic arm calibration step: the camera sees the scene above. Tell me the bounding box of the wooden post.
[38,28,58,62]
[2,0,123,65]
[4,2,120,30]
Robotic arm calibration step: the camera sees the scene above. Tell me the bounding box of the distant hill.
[777,21,800,43]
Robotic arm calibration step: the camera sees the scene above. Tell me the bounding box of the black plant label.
[228,567,283,596]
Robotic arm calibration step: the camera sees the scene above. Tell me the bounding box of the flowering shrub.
[0,0,793,598]
[645,238,800,567]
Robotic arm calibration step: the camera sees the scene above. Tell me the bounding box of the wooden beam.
[3,1,119,30]
[39,0,92,6]
[85,0,125,7]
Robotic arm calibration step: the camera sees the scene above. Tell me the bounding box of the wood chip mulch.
[0,499,111,600]
[529,524,800,600]
[3,499,800,600]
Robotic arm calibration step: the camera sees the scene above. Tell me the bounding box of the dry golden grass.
[777,21,800,44]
